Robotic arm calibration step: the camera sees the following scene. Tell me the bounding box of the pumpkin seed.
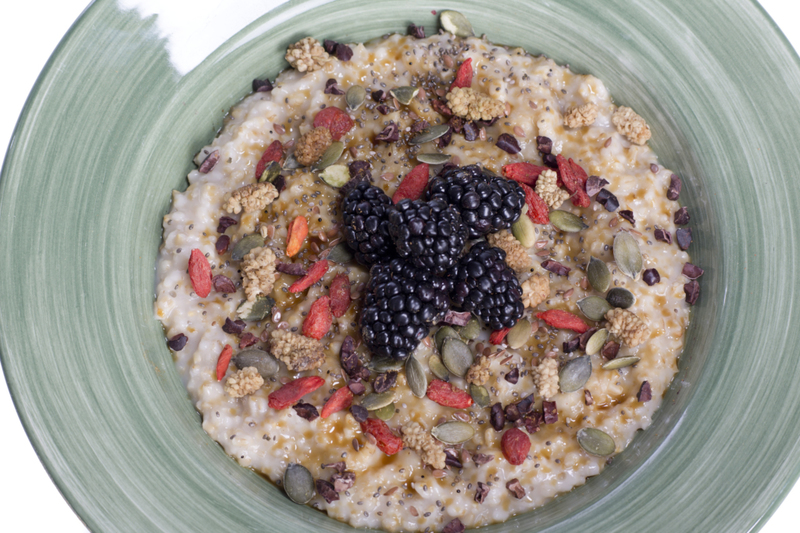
[550,210,588,233]
[587,256,611,292]
[511,210,536,248]
[319,164,350,188]
[441,336,474,378]
[613,232,643,280]
[559,356,592,393]
[327,242,354,264]
[361,391,396,411]
[410,124,450,145]
[345,85,366,110]
[368,354,405,373]
[431,421,475,444]
[440,10,474,37]
[457,317,480,341]
[428,354,450,380]
[282,153,300,170]
[232,348,280,377]
[606,287,635,309]
[416,153,452,165]
[258,160,282,183]
[577,427,616,456]
[506,318,531,349]
[231,234,265,261]
[314,141,344,170]
[406,356,427,398]
[373,402,395,420]
[283,463,315,504]
[601,356,640,370]
[469,384,491,408]
[577,296,612,321]
[585,329,608,356]
[236,295,275,321]
[390,86,419,106]
[435,326,461,351]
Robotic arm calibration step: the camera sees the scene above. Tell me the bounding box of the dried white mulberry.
[402,422,446,470]
[294,126,332,166]
[285,37,330,73]
[605,308,649,347]
[534,169,570,209]
[533,357,559,399]
[269,329,326,371]
[611,106,651,145]
[224,182,279,215]
[241,246,277,301]
[465,356,491,386]
[487,230,532,273]
[445,87,506,122]
[521,273,550,309]
[224,366,264,397]
[563,102,598,128]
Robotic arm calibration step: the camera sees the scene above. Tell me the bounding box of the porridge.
[155,11,701,532]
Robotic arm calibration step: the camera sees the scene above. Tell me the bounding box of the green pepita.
[326,242,354,264]
[550,210,588,233]
[360,391,396,411]
[585,329,608,356]
[410,124,450,145]
[587,256,611,293]
[469,384,491,408]
[457,317,480,341]
[613,232,643,280]
[428,354,450,380]
[406,356,427,398]
[236,295,275,321]
[435,326,461,351]
[345,85,366,110]
[258,160,282,183]
[559,356,592,393]
[368,354,405,373]
[431,421,475,444]
[373,402,395,420]
[439,10,474,37]
[390,86,419,106]
[283,463,315,504]
[319,164,350,188]
[282,153,301,170]
[506,318,532,349]
[230,234,265,261]
[577,296,612,321]
[231,348,280,378]
[314,141,344,170]
[601,356,640,370]
[416,153,452,165]
[441,336,474,378]
[577,427,616,456]
[511,209,536,248]
[606,287,635,309]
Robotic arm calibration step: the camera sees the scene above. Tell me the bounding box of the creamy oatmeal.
[155,12,700,533]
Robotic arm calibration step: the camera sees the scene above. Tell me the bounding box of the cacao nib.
[371,89,386,102]
[430,98,453,116]
[541,259,570,276]
[506,478,526,499]
[436,128,453,149]
[215,235,230,255]
[462,121,478,141]
[340,335,369,380]
[475,482,490,503]
[637,381,652,402]
[198,150,220,173]
[578,328,599,351]
[472,453,494,466]
[292,402,319,421]
[496,133,521,154]
[522,412,541,434]
[682,262,704,279]
[252,78,273,92]
[444,448,463,469]
[376,104,392,115]
[348,160,372,181]
[684,280,700,305]
[408,23,426,39]
[619,210,635,225]
[584,390,593,406]
[276,262,308,276]
[217,216,238,234]
[167,333,188,351]
[348,380,367,395]
[585,176,610,197]
[515,394,535,415]
[676,227,692,250]
[674,206,690,225]
[375,122,400,143]
[448,116,465,133]
[536,136,553,154]
[442,310,471,326]
[372,371,397,393]
[324,78,345,95]
[210,274,234,294]
[642,268,661,286]
[667,174,682,200]
[476,116,499,128]
[323,39,339,55]
[504,367,519,384]
[410,120,429,133]
[542,400,558,424]
[272,175,286,194]
[654,227,672,244]
[349,404,368,423]
[315,479,339,503]
[331,471,355,492]
[442,518,465,533]
[543,153,558,168]
[335,44,353,62]
[490,402,506,431]
[563,335,581,353]
[239,332,258,349]
[600,340,621,360]
[596,189,619,212]
[504,403,521,423]
[321,461,346,473]
[222,317,246,335]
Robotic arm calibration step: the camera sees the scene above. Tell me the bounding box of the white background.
[0,1,797,531]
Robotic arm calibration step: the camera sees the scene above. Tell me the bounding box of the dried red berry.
[313,106,354,141]
[329,274,351,318]
[268,376,326,410]
[254,140,283,181]
[489,328,510,345]
[288,260,329,293]
[302,296,332,340]
[501,427,531,465]
[392,163,430,203]
[556,155,591,208]
[426,379,473,409]
[519,182,550,224]
[361,418,403,455]
[502,162,547,186]
[188,249,212,298]
[450,57,473,90]
[321,386,354,418]
[215,344,233,381]
[536,309,589,333]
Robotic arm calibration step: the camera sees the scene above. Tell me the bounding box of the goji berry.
[391,163,430,203]
[268,376,326,410]
[501,427,531,465]
[502,162,547,186]
[188,248,212,298]
[320,386,354,418]
[288,260,329,293]
[302,296,332,340]
[426,379,473,409]
[519,183,550,225]
[568,158,588,186]
[536,309,590,333]
[361,418,403,455]
[556,154,591,208]
[313,107,354,141]
[254,140,283,181]
[329,273,351,318]
[285,215,308,257]
[450,57,473,90]
[489,328,510,345]
[215,344,233,381]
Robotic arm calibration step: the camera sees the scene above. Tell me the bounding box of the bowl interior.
[2,1,800,532]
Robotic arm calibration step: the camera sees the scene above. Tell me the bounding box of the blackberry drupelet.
[341,182,395,266]
[361,258,453,361]
[449,241,525,330]
[427,164,525,238]
[388,198,467,275]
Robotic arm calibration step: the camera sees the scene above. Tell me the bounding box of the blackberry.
[449,242,525,330]
[342,182,395,266]
[388,198,467,275]
[361,258,452,361]
[427,164,525,238]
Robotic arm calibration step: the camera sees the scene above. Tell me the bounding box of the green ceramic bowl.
[2,0,800,531]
